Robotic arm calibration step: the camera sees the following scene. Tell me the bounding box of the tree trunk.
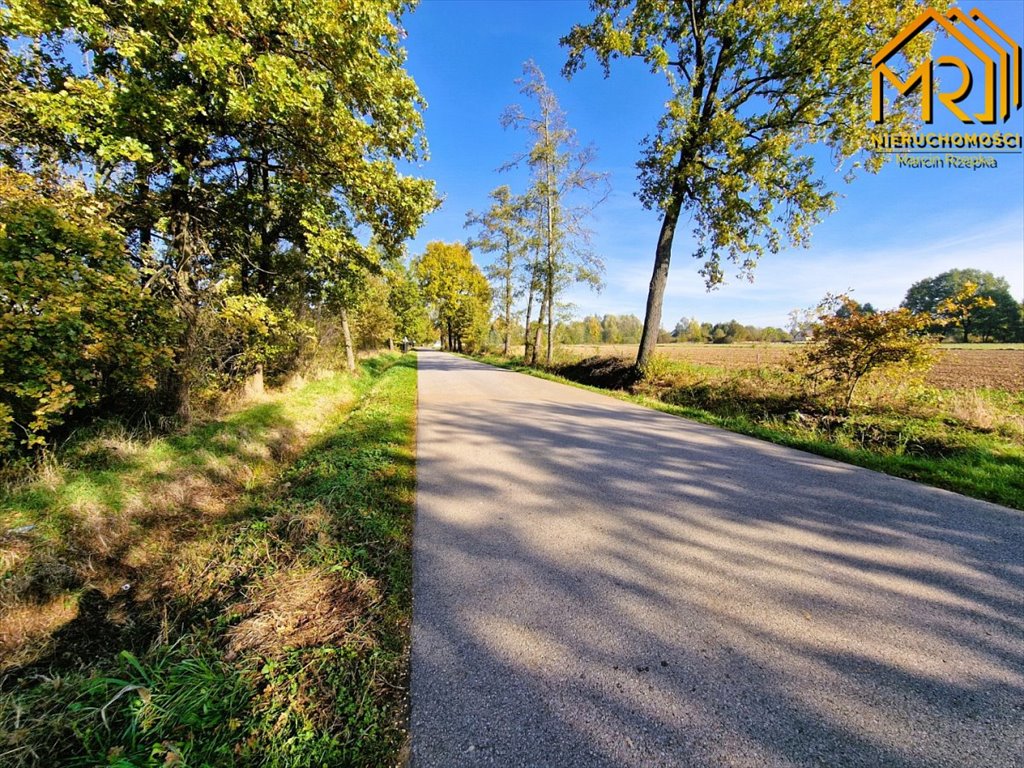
[168,161,199,422]
[636,193,684,371]
[846,377,860,409]
[543,113,556,367]
[135,163,152,256]
[256,150,273,296]
[243,364,264,397]
[172,356,194,423]
[503,269,512,357]
[523,280,535,363]
[545,269,554,365]
[531,294,545,367]
[340,307,357,372]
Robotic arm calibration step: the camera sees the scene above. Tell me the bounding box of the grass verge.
[0,354,417,766]
[473,353,1024,511]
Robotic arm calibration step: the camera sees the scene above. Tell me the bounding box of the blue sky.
[401,0,1024,329]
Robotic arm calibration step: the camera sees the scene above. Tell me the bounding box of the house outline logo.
[872,7,1022,125]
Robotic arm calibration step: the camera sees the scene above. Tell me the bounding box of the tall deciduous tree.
[2,0,436,412]
[563,0,931,371]
[903,269,1022,342]
[415,242,492,353]
[502,60,607,366]
[466,185,530,356]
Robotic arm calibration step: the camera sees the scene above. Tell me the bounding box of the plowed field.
[560,344,1024,391]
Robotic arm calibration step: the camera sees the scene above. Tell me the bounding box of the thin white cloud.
[567,208,1023,326]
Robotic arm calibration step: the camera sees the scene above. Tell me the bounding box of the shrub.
[193,293,316,404]
[0,169,175,452]
[802,295,934,408]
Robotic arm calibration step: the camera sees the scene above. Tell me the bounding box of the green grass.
[473,353,1024,511]
[2,375,356,556]
[0,354,418,766]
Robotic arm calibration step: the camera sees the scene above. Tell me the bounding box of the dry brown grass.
[942,389,1024,438]
[0,596,77,669]
[0,376,355,676]
[226,568,377,659]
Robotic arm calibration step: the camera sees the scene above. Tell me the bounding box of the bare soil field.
[927,349,1024,391]
[560,344,1024,391]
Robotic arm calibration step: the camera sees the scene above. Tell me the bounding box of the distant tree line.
[534,266,1023,353]
[555,314,644,345]
[555,314,794,345]
[665,268,1024,347]
[670,318,793,344]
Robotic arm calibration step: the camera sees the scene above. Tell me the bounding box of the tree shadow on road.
[411,352,1024,767]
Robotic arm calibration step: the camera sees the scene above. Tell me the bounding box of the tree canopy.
[902,269,1022,342]
[562,0,933,370]
[415,242,492,353]
[0,0,436,448]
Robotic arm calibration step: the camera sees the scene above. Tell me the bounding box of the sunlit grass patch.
[0,354,418,766]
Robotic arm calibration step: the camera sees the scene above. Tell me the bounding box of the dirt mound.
[554,356,640,390]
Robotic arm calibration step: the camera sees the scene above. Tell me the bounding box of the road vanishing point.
[410,352,1023,767]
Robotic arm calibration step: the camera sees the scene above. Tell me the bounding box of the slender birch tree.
[502,60,607,365]
[466,186,530,356]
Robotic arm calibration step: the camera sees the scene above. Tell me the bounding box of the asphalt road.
[410,352,1023,767]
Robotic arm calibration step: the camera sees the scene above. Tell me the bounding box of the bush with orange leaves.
[802,295,935,408]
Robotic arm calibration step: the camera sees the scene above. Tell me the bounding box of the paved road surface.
[410,352,1023,767]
